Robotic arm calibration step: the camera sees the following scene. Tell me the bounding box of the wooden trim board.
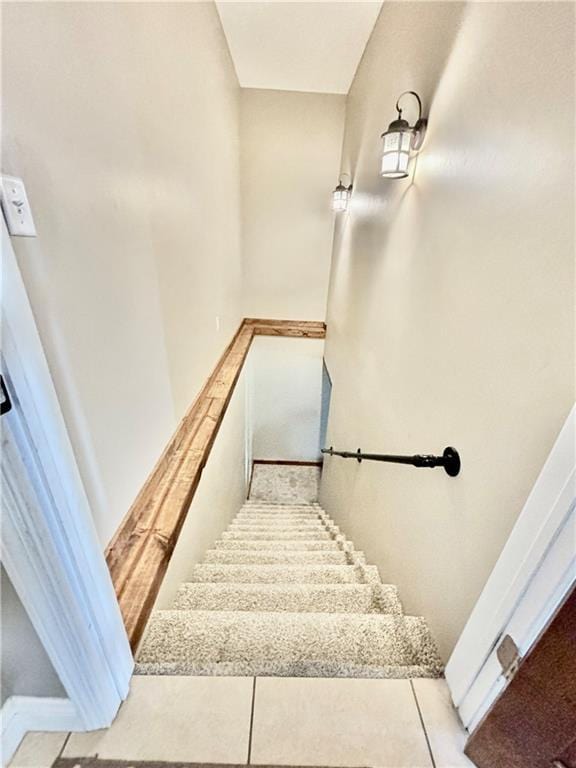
[105,318,325,650]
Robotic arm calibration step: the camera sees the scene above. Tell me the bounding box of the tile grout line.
[410,679,437,768]
[52,732,71,766]
[246,676,257,764]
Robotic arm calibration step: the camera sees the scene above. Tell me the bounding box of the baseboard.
[1,696,82,765]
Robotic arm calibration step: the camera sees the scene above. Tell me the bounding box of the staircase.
[136,500,443,679]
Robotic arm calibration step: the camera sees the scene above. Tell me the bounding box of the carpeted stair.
[136,501,443,678]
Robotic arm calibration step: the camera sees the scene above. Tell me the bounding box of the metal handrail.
[321,446,461,477]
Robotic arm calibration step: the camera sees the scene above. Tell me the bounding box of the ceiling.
[215,1,383,95]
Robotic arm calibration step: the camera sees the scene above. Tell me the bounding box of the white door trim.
[1,220,133,740]
[445,405,576,731]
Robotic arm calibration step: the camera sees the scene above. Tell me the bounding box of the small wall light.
[332,174,353,212]
[380,91,427,179]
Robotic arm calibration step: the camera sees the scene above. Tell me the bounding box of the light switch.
[1,175,37,237]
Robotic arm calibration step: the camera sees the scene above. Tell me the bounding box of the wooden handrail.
[105,318,325,650]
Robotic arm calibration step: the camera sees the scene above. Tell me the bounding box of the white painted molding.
[1,220,133,737]
[445,404,576,730]
[458,500,575,732]
[1,696,82,766]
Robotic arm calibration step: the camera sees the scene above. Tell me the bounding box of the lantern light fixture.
[332,174,353,212]
[380,91,427,179]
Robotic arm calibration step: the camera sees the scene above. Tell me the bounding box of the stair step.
[242,502,322,508]
[238,508,323,514]
[233,513,322,523]
[234,518,324,526]
[229,525,327,533]
[240,508,322,515]
[133,488,445,682]
[173,583,403,614]
[214,539,340,551]
[136,610,443,679]
[203,549,350,565]
[222,530,332,540]
[227,525,329,535]
[241,510,323,515]
[230,519,326,528]
[188,563,378,584]
[239,505,322,511]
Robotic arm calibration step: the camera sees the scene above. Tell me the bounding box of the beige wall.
[154,372,248,612]
[2,2,243,545]
[320,1,575,660]
[240,89,345,320]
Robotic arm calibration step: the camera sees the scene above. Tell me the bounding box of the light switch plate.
[0,175,37,236]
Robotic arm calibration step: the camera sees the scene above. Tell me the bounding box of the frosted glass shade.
[380,128,412,179]
[332,183,351,212]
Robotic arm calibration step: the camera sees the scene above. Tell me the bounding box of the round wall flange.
[443,447,461,477]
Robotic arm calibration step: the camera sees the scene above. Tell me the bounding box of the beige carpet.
[249,464,321,504]
[136,474,443,679]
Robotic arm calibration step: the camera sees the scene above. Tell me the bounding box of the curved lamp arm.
[395,91,427,148]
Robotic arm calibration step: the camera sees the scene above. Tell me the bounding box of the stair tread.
[222,530,332,540]
[228,526,328,533]
[234,520,323,526]
[214,539,340,551]
[237,509,322,514]
[242,509,323,512]
[203,549,351,565]
[235,510,323,515]
[238,511,323,515]
[136,610,442,678]
[237,508,322,513]
[242,502,322,507]
[189,563,378,584]
[174,582,402,614]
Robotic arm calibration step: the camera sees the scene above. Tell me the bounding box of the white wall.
[248,337,325,463]
[154,372,248,612]
[1,566,65,706]
[320,1,575,660]
[240,89,345,320]
[2,3,243,545]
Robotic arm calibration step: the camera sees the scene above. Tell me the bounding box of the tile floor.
[7,732,69,768]
[9,676,475,768]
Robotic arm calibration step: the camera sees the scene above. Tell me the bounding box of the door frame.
[1,220,133,746]
[445,404,576,733]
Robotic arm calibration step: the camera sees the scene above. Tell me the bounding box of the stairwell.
[136,489,444,679]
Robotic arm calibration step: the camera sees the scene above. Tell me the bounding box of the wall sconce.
[380,91,427,179]
[332,174,353,212]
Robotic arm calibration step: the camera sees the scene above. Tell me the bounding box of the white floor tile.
[250,676,433,767]
[412,679,475,767]
[63,676,253,763]
[8,731,68,768]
